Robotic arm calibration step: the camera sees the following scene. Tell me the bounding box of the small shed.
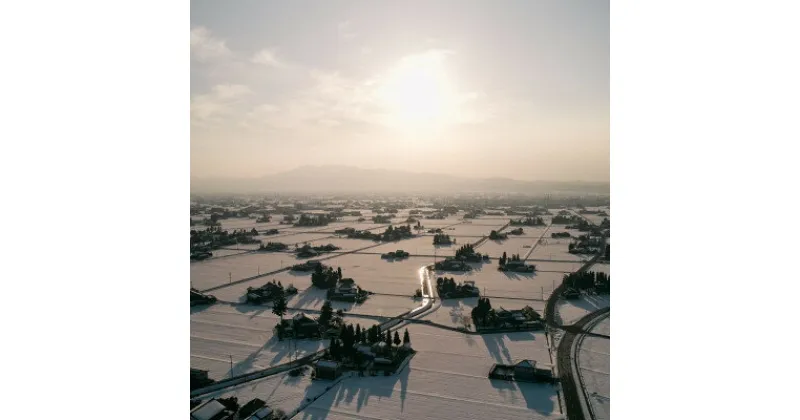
[314,360,342,380]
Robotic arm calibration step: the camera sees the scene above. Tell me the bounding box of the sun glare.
[381,53,458,129]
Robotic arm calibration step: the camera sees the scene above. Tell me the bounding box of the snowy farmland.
[476,237,537,258]
[432,263,574,299]
[367,236,467,256]
[590,262,610,276]
[271,232,338,246]
[191,252,301,291]
[314,237,381,252]
[577,316,610,420]
[191,305,327,381]
[447,222,506,237]
[526,237,587,262]
[312,254,427,296]
[554,294,610,325]
[297,325,560,420]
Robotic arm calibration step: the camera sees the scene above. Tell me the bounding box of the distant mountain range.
[190,165,609,195]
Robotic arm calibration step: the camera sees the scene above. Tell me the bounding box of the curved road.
[556,307,610,420]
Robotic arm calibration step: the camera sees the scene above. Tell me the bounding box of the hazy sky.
[191,0,609,182]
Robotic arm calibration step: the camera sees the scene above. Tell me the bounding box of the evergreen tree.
[355,324,361,340]
[403,329,410,345]
[393,331,401,346]
[271,288,287,320]
[385,330,393,348]
[319,300,333,327]
[337,267,343,280]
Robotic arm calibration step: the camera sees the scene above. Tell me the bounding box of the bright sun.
[381,53,458,129]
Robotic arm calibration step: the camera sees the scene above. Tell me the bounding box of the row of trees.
[295,213,336,226]
[436,277,478,297]
[433,233,454,245]
[328,324,411,361]
[190,227,260,249]
[312,265,343,289]
[372,214,393,223]
[498,252,521,266]
[509,216,545,226]
[259,242,288,251]
[489,230,508,240]
[382,225,413,241]
[551,232,571,238]
[455,244,478,259]
[562,271,610,293]
[471,297,494,326]
[552,214,579,224]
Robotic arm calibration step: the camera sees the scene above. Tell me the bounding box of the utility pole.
[229,355,233,378]
[229,272,232,284]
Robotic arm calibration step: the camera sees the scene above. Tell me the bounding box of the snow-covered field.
[577,316,610,420]
[554,294,610,325]
[447,223,505,237]
[316,237,381,252]
[191,252,302,291]
[205,248,253,258]
[476,238,537,258]
[590,263,610,276]
[367,236,464,256]
[312,254,426,296]
[526,237,586,262]
[191,305,327,381]
[271,233,337,246]
[297,325,560,420]
[431,263,573,299]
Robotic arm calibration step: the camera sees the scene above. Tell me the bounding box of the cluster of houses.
[327,278,368,302]
[291,260,326,272]
[296,243,340,258]
[498,259,536,273]
[434,257,472,271]
[381,249,409,259]
[274,312,322,339]
[190,397,277,420]
[245,281,297,304]
[313,340,414,380]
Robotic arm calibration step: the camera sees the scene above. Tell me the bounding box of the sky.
[191,0,609,182]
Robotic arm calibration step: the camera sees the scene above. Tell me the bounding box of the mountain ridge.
[191,165,609,195]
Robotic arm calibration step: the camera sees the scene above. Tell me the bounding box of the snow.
[295,325,560,420]
[190,304,327,381]
[202,248,252,258]
[313,237,382,252]
[367,236,466,256]
[272,233,338,246]
[312,254,427,295]
[447,223,506,237]
[430,265,571,300]
[554,295,610,325]
[577,332,610,420]
[526,237,587,262]
[508,226,551,239]
[476,238,537,258]
[590,263,610,276]
[191,252,301,291]
[300,366,561,420]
